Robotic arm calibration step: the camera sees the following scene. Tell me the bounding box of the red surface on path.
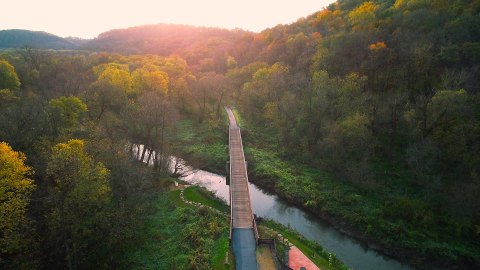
[288,246,320,270]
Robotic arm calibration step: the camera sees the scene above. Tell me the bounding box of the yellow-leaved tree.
[0,59,21,107]
[88,63,132,121]
[0,142,35,267]
[132,64,169,96]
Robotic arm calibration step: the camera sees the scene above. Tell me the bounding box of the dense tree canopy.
[0,0,479,269]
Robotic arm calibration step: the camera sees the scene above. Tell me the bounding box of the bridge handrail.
[229,123,233,240]
[252,215,260,244]
[236,126,259,243]
[225,106,258,243]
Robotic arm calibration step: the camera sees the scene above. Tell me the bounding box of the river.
[181,169,413,270]
[133,145,412,270]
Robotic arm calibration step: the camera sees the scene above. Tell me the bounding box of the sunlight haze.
[1,0,335,38]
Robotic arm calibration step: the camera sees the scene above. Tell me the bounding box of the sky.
[1,0,336,39]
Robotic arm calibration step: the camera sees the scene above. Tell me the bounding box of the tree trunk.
[146,148,153,166]
[129,143,134,154]
[60,205,74,270]
[140,145,147,162]
[216,91,225,118]
[137,144,142,160]
[153,152,158,170]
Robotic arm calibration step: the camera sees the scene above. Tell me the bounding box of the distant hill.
[0,29,76,49]
[65,36,90,47]
[83,24,248,54]
[82,24,262,71]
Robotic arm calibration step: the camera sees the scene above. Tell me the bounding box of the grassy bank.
[122,185,232,269]
[177,185,234,269]
[233,108,480,269]
[245,146,480,268]
[259,220,349,270]
[175,117,228,174]
[184,186,229,212]
[174,112,353,269]
[178,108,480,268]
[181,184,349,270]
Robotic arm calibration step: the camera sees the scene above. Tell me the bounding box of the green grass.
[187,143,228,172]
[231,107,245,128]
[260,221,349,270]
[235,108,480,268]
[247,145,480,265]
[173,109,474,268]
[184,186,229,212]
[170,186,233,269]
[212,234,234,270]
[122,191,230,269]
[175,118,228,173]
[168,189,188,208]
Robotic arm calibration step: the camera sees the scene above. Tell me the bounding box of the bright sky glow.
[1,0,335,38]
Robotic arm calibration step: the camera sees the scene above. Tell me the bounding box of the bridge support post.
[226,161,230,185]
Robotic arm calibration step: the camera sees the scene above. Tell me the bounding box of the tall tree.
[86,64,132,121]
[132,64,169,95]
[46,96,88,141]
[0,142,36,269]
[0,59,20,90]
[0,59,21,106]
[45,140,111,270]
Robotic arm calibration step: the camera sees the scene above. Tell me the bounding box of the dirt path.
[256,246,277,270]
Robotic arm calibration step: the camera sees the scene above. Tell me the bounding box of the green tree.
[0,59,21,106]
[87,64,132,121]
[45,139,111,270]
[0,59,20,90]
[242,63,289,123]
[405,89,468,138]
[130,91,176,168]
[46,96,88,141]
[320,113,375,185]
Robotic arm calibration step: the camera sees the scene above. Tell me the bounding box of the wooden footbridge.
[225,107,259,270]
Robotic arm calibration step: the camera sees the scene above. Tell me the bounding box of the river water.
[132,145,412,270]
[181,169,413,270]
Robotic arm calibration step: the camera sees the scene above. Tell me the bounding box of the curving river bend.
[181,168,413,270]
[133,145,413,270]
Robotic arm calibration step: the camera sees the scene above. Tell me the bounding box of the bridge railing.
[228,123,233,240]
[226,107,259,244]
[252,216,260,244]
[236,125,259,244]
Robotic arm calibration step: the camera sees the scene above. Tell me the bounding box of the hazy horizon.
[1,0,335,39]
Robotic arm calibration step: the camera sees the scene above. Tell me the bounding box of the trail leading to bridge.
[225,107,258,270]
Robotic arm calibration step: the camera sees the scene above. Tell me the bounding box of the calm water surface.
[181,169,413,270]
[132,147,413,270]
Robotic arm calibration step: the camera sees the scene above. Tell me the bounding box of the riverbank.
[175,111,479,270]
[230,106,479,269]
[243,144,480,270]
[258,219,349,270]
[122,179,232,269]
[177,183,350,270]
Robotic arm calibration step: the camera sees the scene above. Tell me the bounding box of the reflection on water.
[181,167,413,270]
[130,148,412,270]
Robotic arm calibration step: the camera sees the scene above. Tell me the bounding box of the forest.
[1,0,480,269]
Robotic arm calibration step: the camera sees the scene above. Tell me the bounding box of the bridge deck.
[226,107,258,270]
[226,108,254,228]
